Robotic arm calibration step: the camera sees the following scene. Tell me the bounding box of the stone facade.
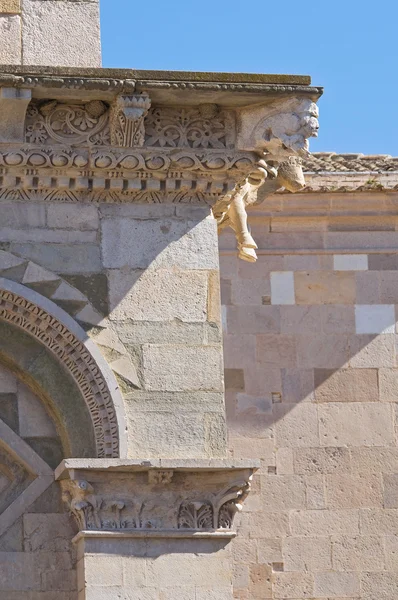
[221,158,398,600]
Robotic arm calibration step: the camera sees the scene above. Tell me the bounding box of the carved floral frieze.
[60,468,254,533]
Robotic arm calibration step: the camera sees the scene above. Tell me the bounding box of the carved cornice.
[56,459,258,536]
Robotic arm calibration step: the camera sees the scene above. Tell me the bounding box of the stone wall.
[0,363,77,599]
[0,0,101,66]
[220,190,398,600]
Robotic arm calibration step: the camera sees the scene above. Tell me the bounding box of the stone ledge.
[55,458,260,480]
[73,530,237,544]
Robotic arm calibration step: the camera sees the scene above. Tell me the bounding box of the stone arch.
[0,278,127,458]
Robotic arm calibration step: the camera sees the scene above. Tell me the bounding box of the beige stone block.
[314,368,378,403]
[276,448,294,475]
[296,334,349,369]
[290,509,360,536]
[273,572,314,599]
[0,15,21,63]
[332,536,385,571]
[223,335,256,369]
[1,204,45,228]
[102,217,218,270]
[256,334,297,367]
[361,572,398,600]
[229,436,275,462]
[250,563,272,598]
[321,305,356,334]
[236,393,272,415]
[237,255,284,279]
[84,588,158,600]
[360,508,398,535]
[241,511,290,538]
[146,554,231,588]
[0,227,96,243]
[260,475,306,510]
[83,555,123,587]
[0,0,20,12]
[161,589,195,600]
[305,475,326,509]
[294,447,351,475]
[350,447,398,474]
[379,368,398,401]
[355,271,381,304]
[108,269,208,323]
[142,345,223,392]
[348,334,395,368]
[233,563,249,590]
[208,271,221,324]
[257,539,283,563]
[283,537,332,571]
[227,306,280,334]
[385,535,398,570]
[274,404,319,448]
[232,538,257,564]
[47,204,99,231]
[11,243,101,273]
[314,572,359,598]
[318,403,395,447]
[382,474,398,508]
[295,271,356,304]
[195,590,231,600]
[325,473,383,508]
[22,0,101,67]
[18,382,57,438]
[243,365,281,396]
[281,369,314,403]
[280,305,321,334]
[231,278,271,306]
[23,514,76,552]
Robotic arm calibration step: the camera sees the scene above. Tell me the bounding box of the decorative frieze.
[110,94,151,147]
[57,460,257,534]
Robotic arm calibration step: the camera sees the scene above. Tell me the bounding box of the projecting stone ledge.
[55,458,259,536]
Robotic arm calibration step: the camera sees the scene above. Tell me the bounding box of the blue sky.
[100,0,397,155]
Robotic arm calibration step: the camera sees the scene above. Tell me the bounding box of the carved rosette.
[58,461,257,535]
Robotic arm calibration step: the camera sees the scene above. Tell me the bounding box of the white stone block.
[334,254,368,271]
[0,15,21,64]
[22,0,101,67]
[355,304,395,334]
[271,272,295,305]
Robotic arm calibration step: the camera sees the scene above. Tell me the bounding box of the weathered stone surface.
[295,271,356,304]
[22,0,101,67]
[10,243,102,274]
[47,204,99,231]
[0,15,21,63]
[314,368,379,402]
[332,536,385,571]
[0,0,20,12]
[283,537,332,572]
[314,572,360,598]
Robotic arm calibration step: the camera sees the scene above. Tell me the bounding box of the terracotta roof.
[303,153,398,173]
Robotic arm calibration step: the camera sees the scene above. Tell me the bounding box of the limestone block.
[241,511,290,538]
[382,474,398,508]
[231,277,271,306]
[350,447,398,474]
[84,555,123,587]
[290,509,360,536]
[0,552,39,591]
[296,334,348,369]
[270,272,295,305]
[332,536,385,571]
[249,563,272,598]
[334,254,368,271]
[257,334,297,368]
[142,345,223,392]
[274,404,319,448]
[379,271,398,303]
[0,0,20,11]
[84,588,158,600]
[385,535,398,570]
[108,269,208,323]
[281,369,314,403]
[47,204,99,231]
[361,573,398,600]
[318,403,395,447]
[348,334,395,368]
[10,243,102,274]
[0,364,17,393]
[23,513,76,552]
[257,539,283,564]
[102,217,218,270]
[18,381,57,437]
[378,368,398,401]
[361,508,398,535]
[314,572,360,598]
[325,473,383,508]
[273,572,314,599]
[314,368,379,403]
[260,475,306,510]
[22,0,101,67]
[0,15,21,63]
[283,537,332,572]
[276,448,294,475]
[356,271,381,304]
[146,554,231,588]
[321,305,356,333]
[295,271,356,304]
[226,306,280,334]
[280,306,321,334]
[294,447,351,475]
[1,204,45,228]
[305,475,326,509]
[355,304,396,334]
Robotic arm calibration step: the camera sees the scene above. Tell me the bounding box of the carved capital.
[110,93,151,147]
[236,97,319,159]
[57,459,258,535]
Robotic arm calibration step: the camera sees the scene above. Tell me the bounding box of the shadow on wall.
[220,249,398,447]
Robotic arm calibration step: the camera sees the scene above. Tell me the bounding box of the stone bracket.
[0,88,32,143]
